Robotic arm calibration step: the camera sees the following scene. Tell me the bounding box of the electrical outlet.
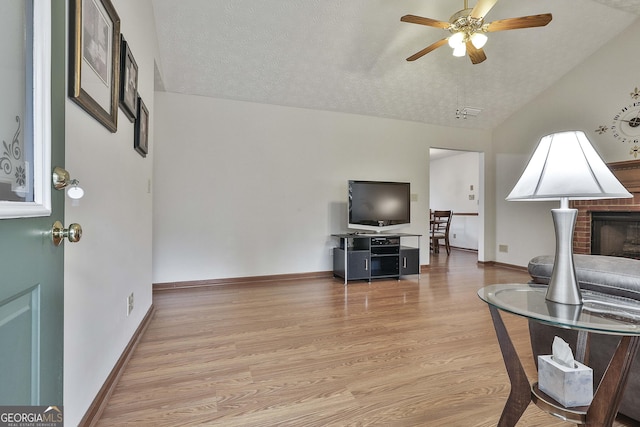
[469,194,475,200]
[499,244,509,253]
[127,292,134,316]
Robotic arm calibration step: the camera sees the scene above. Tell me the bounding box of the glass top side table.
[478,283,640,427]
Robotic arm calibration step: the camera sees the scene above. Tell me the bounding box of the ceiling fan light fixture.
[452,44,466,57]
[471,32,488,49]
[401,1,552,64]
[448,31,465,49]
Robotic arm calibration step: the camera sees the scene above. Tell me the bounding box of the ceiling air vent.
[455,107,482,119]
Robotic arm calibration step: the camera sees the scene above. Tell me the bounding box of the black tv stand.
[331,233,421,284]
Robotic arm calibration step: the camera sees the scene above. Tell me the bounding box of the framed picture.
[69,0,121,132]
[119,35,138,122]
[134,96,149,157]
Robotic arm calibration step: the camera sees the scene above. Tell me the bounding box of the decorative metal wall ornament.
[596,86,640,157]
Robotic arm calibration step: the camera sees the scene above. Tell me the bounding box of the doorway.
[429,148,483,260]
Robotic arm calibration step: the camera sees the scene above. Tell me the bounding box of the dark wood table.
[478,284,640,427]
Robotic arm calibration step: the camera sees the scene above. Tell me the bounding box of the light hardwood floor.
[96,250,637,426]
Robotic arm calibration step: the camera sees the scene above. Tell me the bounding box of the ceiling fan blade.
[406,38,448,61]
[470,0,498,19]
[466,41,487,65]
[400,14,450,29]
[486,13,552,32]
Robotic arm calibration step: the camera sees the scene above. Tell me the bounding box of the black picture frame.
[119,35,138,122]
[69,0,121,132]
[134,96,149,157]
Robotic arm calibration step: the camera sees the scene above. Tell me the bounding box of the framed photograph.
[134,96,149,157]
[69,0,121,132]
[119,35,138,122]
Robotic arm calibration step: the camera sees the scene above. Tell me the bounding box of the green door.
[0,0,65,406]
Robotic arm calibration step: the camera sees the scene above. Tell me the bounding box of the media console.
[331,233,421,284]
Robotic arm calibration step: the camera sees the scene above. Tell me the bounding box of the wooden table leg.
[489,306,531,427]
[585,335,640,427]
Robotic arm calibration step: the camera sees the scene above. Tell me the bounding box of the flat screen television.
[348,180,410,232]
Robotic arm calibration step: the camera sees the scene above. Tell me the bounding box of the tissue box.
[538,355,593,407]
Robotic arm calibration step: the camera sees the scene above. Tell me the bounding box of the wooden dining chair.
[430,210,452,255]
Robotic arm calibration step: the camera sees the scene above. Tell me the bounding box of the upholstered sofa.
[527,254,640,421]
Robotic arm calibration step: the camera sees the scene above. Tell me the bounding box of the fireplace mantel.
[608,159,640,193]
[572,159,640,255]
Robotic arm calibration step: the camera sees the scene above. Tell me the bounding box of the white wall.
[63,0,159,424]
[493,19,640,267]
[430,151,480,250]
[153,93,493,284]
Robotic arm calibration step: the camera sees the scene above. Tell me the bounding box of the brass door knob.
[52,220,82,246]
[52,167,71,190]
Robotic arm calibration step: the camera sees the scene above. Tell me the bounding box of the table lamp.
[506,130,632,305]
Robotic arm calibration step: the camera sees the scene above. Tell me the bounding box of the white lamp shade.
[506,131,632,201]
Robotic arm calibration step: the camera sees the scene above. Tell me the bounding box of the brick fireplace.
[573,159,640,256]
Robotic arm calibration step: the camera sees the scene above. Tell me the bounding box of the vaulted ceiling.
[151,0,640,130]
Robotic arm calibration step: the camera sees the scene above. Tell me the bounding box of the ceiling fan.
[401,0,552,64]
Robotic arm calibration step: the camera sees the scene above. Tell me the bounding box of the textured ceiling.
[151,0,640,130]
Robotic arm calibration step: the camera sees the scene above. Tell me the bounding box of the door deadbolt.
[52,221,82,246]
